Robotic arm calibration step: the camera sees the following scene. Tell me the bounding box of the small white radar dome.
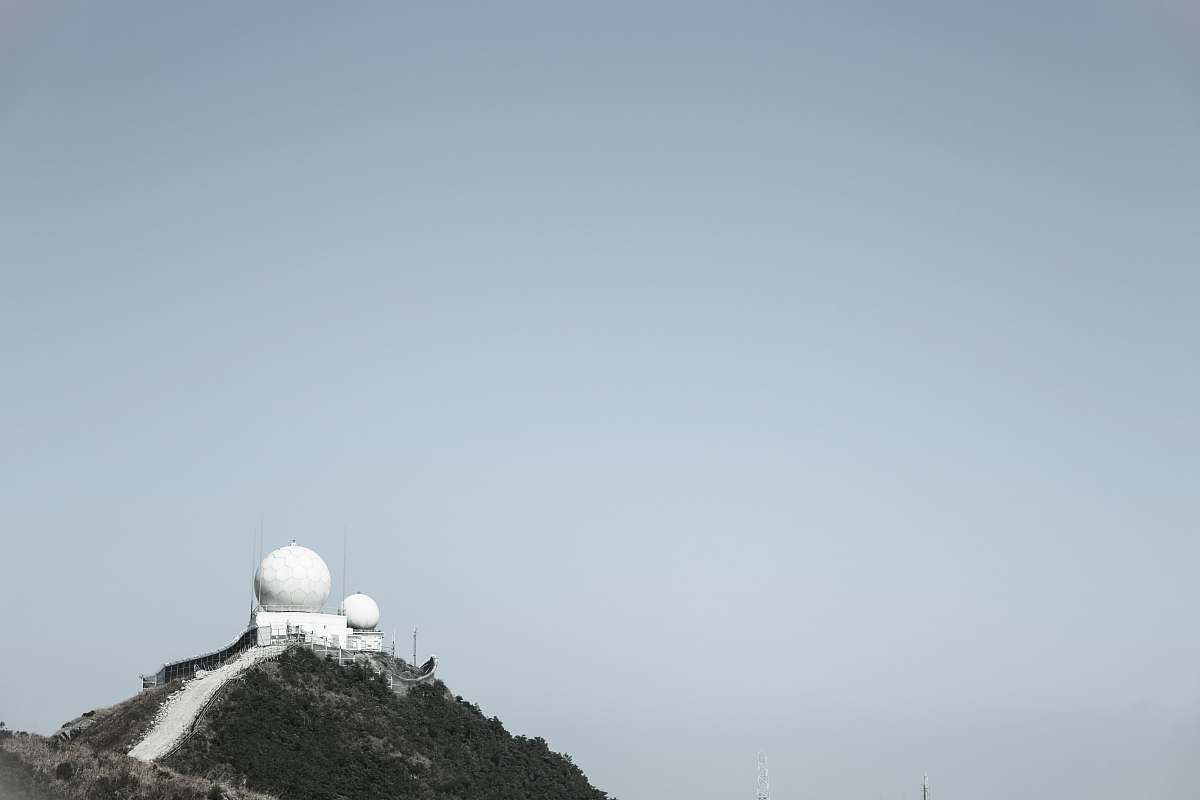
[342,593,380,630]
[255,542,332,612]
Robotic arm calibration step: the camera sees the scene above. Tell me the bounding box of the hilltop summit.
[1,647,612,800]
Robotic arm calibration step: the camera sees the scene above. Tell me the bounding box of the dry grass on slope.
[0,733,277,800]
[56,684,173,754]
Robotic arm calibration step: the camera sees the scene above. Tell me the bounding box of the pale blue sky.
[2,2,1199,798]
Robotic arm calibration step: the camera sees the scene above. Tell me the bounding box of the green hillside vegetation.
[1,648,612,800]
[166,648,611,800]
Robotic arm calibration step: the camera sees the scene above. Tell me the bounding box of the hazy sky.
[2,2,1199,798]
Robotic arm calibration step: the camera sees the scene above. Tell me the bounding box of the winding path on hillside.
[128,644,285,762]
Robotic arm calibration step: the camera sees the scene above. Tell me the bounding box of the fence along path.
[128,644,285,762]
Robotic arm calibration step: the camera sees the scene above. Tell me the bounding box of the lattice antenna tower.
[755,752,770,800]
[922,772,930,800]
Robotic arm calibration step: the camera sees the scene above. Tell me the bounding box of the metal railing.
[141,626,268,689]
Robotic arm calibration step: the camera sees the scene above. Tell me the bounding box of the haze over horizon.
[2,2,1199,798]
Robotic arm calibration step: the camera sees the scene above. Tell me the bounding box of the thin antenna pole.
[922,773,929,800]
[412,626,418,666]
[341,527,348,613]
[253,517,264,614]
[249,525,255,617]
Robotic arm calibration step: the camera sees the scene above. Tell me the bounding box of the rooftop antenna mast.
[922,773,930,800]
[249,524,256,617]
[340,527,348,614]
[251,516,264,614]
[755,752,770,800]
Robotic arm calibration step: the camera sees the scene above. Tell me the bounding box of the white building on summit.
[141,539,398,688]
[251,541,384,652]
[125,539,435,761]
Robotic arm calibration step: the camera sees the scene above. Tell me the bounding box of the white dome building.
[342,593,381,630]
[255,542,332,612]
[137,536,423,692]
[248,541,385,653]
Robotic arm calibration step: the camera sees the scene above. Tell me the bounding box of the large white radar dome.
[342,593,380,630]
[255,542,332,612]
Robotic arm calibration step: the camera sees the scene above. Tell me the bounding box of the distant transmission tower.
[755,752,770,800]
[922,773,930,800]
